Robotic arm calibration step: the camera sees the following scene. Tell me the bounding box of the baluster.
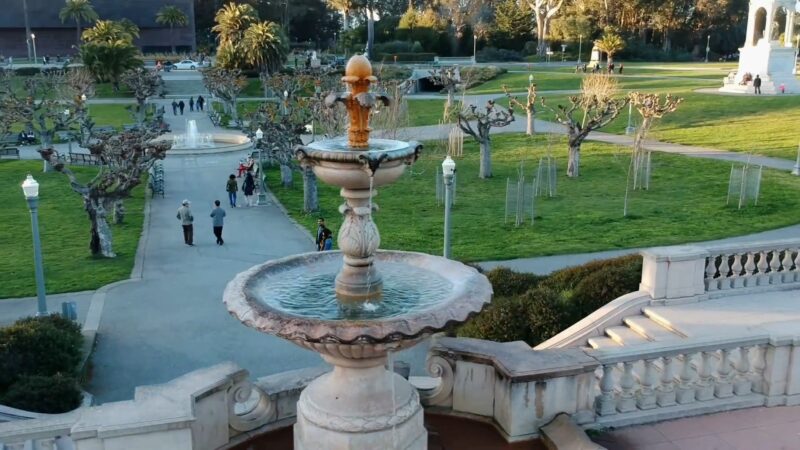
[696,351,715,401]
[782,249,795,283]
[705,256,718,291]
[743,252,757,287]
[596,364,617,416]
[730,253,744,288]
[734,346,753,395]
[617,361,637,413]
[751,344,767,394]
[715,348,734,398]
[718,255,731,290]
[757,251,769,286]
[657,356,677,407]
[637,359,659,410]
[676,352,697,404]
[769,250,782,284]
[37,437,57,450]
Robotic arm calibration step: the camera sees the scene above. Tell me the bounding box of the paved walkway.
[593,405,800,450]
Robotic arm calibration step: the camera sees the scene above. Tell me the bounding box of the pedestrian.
[226,174,238,207]
[178,100,185,115]
[172,100,178,115]
[316,217,331,251]
[189,96,195,112]
[619,64,624,74]
[197,95,205,111]
[753,74,762,95]
[779,83,785,94]
[322,228,333,251]
[176,199,194,246]
[243,169,256,207]
[210,200,226,245]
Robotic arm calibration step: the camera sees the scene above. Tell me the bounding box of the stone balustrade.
[422,332,800,441]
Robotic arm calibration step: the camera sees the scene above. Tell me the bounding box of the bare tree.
[526,0,565,56]
[200,67,247,125]
[40,129,171,257]
[120,68,163,125]
[372,78,412,140]
[540,74,627,178]
[428,66,461,115]
[504,82,537,135]
[457,100,515,179]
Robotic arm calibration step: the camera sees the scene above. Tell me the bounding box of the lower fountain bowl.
[223,250,492,360]
[155,133,253,154]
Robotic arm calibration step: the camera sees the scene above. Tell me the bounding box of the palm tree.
[82,20,137,44]
[22,0,32,60]
[212,3,258,69]
[242,21,288,74]
[59,0,99,46]
[155,5,189,54]
[594,31,625,66]
[326,0,354,30]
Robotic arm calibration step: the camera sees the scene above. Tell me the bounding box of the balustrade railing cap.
[640,245,708,262]
[586,333,770,365]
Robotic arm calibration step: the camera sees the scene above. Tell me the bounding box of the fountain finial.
[336,54,387,149]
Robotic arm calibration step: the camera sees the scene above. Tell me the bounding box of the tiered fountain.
[224,55,492,449]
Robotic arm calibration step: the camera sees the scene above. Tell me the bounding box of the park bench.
[69,152,99,166]
[1,133,18,146]
[0,148,20,159]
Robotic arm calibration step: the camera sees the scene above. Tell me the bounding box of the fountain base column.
[294,355,426,450]
[335,187,383,300]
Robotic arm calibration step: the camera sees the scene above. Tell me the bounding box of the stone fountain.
[224,55,492,449]
[161,119,252,154]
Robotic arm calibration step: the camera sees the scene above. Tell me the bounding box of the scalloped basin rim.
[223,250,492,345]
[299,138,421,163]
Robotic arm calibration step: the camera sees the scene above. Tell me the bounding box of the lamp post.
[561,44,567,62]
[21,175,47,316]
[625,102,636,135]
[442,156,455,259]
[578,35,583,63]
[792,141,800,176]
[473,34,478,64]
[31,33,37,64]
[705,35,711,63]
[63,109,73,153]
[255,128,269,204]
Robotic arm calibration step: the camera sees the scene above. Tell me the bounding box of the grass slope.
[268,134,800,262]
[1,161,145,299]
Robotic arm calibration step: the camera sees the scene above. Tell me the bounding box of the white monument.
[721,0,800,94]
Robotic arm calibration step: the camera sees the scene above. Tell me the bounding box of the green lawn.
[468,72,720,94]
[268,134,800,262]
[0,160,145,298]
[89,104,135,129]
[94,83,134,98]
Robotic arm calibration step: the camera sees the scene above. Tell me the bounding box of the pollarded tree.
[526,0,565,56]
[457,100,515,179]
[40,129,171,258]
[428,66,461,115]
[59,0,99,46]
[155,5,189,54]
[540,74,628,178]
[200,67,247,124]
[504,82,537,135]
[628,92,682,191]
[594,30,625,65]
[14,73,84,153]
[120,68,163,125]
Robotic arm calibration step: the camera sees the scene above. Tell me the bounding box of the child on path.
[226,174,238,207]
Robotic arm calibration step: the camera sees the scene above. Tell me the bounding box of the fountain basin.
[155,133,252,155]
[297,138,421,189]
[223,250,492,359]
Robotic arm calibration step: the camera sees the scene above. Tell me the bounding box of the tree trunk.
[342,10,349,31]
[87,198,116,257]
[171,25,176,54]
[526,110,535,135]
[230,98,239,124]
[536,14,546,56]
[567,143,581,177]
[479,139,492,178]
[280,164,293,187]
[23,0,32,60]
[367,13,375,59]
[302,166,319,212]
[76,18,81,46]
[137,99,147,125]
[40,132,54,173]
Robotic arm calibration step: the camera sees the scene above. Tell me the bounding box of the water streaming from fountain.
[186,120,199,148]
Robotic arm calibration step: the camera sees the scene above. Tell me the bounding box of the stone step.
[540,413,606,450]
[587,336,622,350]
[605,326,649,346]
[623,316,684,341]
[641,307,690,337]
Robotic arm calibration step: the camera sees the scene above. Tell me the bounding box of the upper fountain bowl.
[223,250,492,360]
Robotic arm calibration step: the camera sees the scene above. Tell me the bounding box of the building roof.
[0,0,193,29]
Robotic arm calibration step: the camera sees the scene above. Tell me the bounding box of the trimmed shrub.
[14,67,41,76]
[571,260,642,318]
[541,254,642,292]
[458,296,532,343]
[2,374,82,414]
[376,52,436,62]
[476,47,523,62]
[526,287,572,345]
[485,267,546,298]
[460,66,507,89]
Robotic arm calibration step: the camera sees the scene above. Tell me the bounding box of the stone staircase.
[587,310,685,350]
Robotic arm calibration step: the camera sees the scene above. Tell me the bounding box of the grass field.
[268,134,800,262]
[0,160,145,298]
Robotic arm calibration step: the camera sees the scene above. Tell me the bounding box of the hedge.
[1,374,82,414]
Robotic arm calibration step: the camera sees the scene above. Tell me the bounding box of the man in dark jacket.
[753,75,762,95]
[178,100,186,115]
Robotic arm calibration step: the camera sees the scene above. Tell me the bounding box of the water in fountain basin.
[251,259,452,320]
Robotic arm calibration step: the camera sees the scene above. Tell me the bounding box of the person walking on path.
[321,228,333,251]
[754,75,762,95]
[243,170,256,207]
[189,97,195,112]
[172,100,178,115]
[197,95,205,111]
[210,200,226,245]
[176,199,194,246]
[178,100,186,115]
[316,218,332,251]
[226,174,238,207]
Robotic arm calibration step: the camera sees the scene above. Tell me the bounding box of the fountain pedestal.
[294,355,426,450]
[335,187,382,300]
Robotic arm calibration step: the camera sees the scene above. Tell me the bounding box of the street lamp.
[442,156,456,259]
[254,128,268,204]
[31,33,37,64]
[21,174,48,316]
[578,35,583,64]
[705,35,711,63]
[561,44,567,61]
